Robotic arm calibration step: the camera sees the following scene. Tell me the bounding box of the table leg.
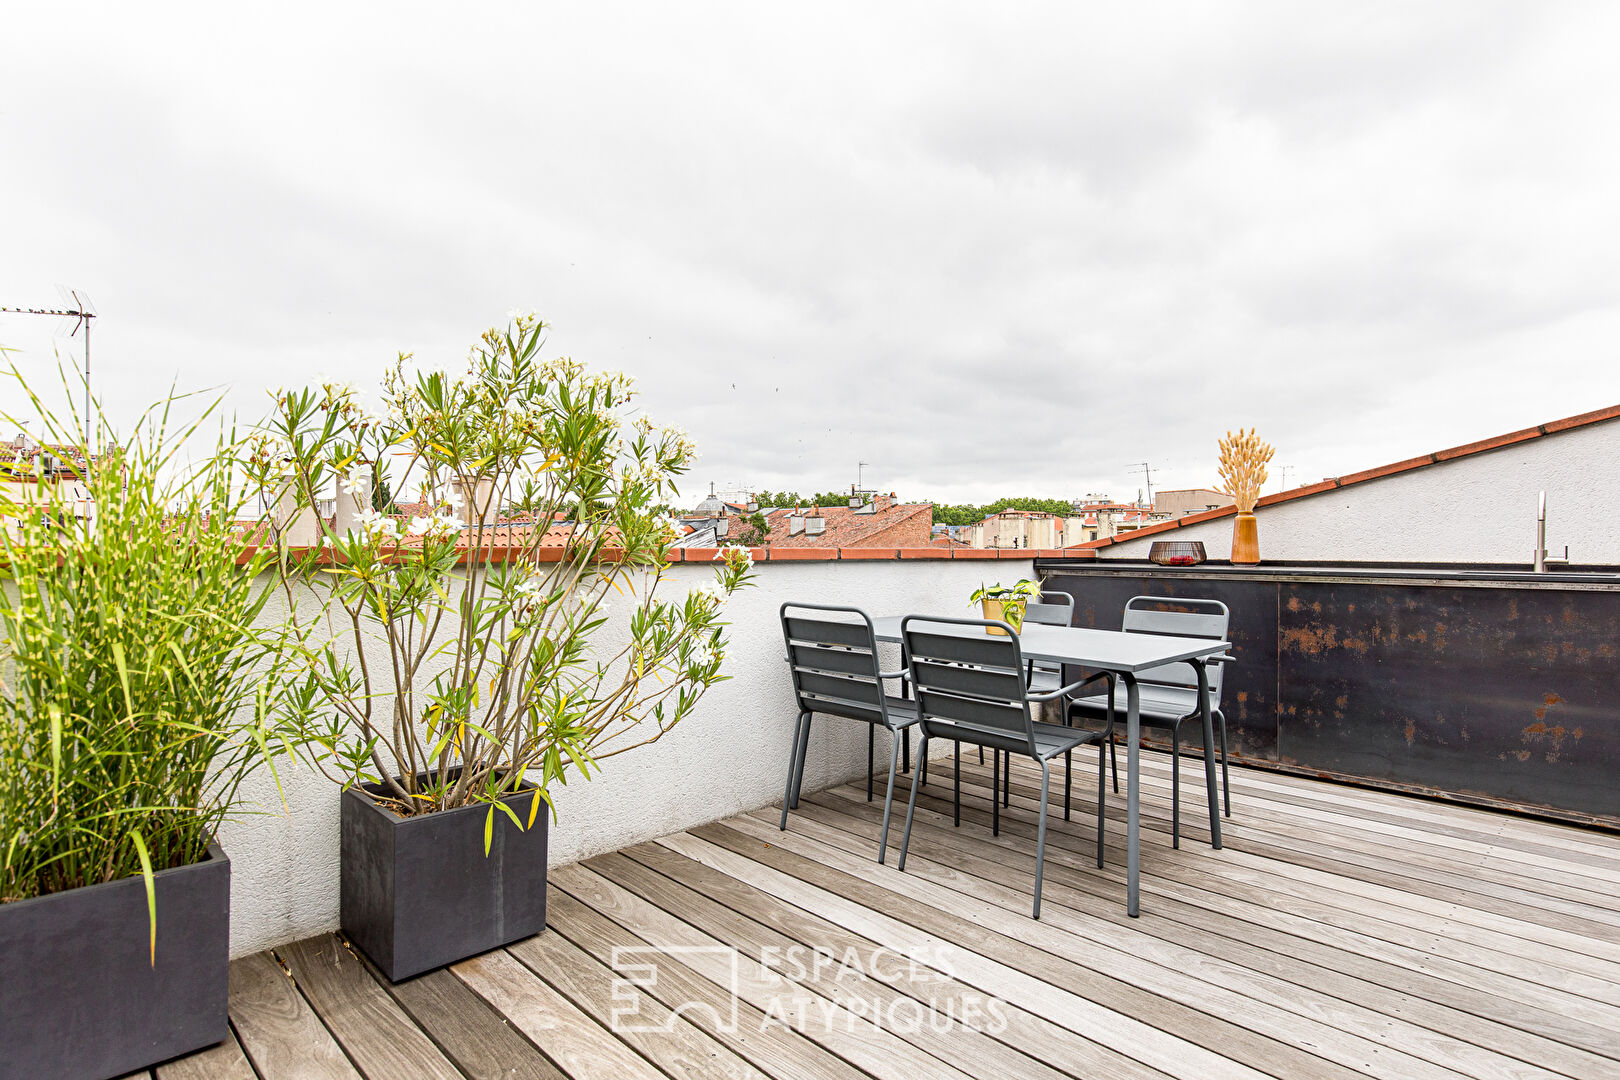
[1124,672,1141,918]
[1196,660,1222,850]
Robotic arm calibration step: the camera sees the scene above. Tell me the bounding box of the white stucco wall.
[219,557,1031,956]
[1097,419,1620,565]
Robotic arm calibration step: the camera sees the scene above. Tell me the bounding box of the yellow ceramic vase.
[1230,511,1260,564]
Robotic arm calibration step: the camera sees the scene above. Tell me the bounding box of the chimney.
[804,506,825,536]
[336,463,373,538]
[271,469,320,548]
[454,475,498,528]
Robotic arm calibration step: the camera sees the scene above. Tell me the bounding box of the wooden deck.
[138,749,1620,1080]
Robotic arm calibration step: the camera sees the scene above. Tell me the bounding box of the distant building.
[1,433,95,539]
[1155,487,1235,518]
[967,510,1070,549]
[965,502,1170,549]
[681,493,930,548]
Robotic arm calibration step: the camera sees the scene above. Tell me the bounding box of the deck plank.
[585,848,1078,1080]
[153,1027,257,1080]
[544,887,869,1080]
[229,952,362,1080]
[507,928,769,1080]
[280,936,464,1080]
[550,862,983,1080]
[616,838,1175,1080]
[668,825,1290,1080]
[368,962,565,1080]
[451,949,665,1080]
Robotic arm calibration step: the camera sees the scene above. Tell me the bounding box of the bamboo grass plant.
[251,313,754,833]
[0,371,303,929]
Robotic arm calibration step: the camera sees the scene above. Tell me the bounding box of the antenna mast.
[1,288,97,444]
[1125,461,1158,507]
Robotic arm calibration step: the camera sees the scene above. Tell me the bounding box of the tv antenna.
[851,461,877,503]
[1277,464,1296,491]
[1,287,97,441]
[1125,462,1157,507]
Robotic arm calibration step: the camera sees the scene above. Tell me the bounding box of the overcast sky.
[4,3,1619,506]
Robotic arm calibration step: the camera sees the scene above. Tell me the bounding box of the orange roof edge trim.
[240,545,1099,564]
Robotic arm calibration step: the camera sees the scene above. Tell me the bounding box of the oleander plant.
[250,312,753,836]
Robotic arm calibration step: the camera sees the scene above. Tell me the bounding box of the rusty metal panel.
[1277,582,1620,821]
[1041,564,1620,826]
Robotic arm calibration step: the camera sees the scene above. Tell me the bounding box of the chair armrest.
[1027,670,1112,703]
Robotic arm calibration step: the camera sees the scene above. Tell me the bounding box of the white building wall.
[1096,420,1620,565]
[221,557,1031,956]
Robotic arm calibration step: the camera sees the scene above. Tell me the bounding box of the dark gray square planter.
[0,842,230,1080]
[341,772,549,982]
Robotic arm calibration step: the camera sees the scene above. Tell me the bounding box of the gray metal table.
[871,617,1228,917]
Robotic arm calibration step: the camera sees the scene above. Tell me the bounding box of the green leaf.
[129,829,157,967]
[47,704,62,804]
[483,804,494,857]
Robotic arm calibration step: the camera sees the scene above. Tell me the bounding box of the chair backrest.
[901,615,1037,756]
[780,603,898,729]
[1121,595,1229,703]
[1024,592,1074,627]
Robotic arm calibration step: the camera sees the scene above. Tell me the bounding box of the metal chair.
[897,615,1110,919]
[985,593,1077,805]
[1067,596,1231,848]
[778,603,918,863]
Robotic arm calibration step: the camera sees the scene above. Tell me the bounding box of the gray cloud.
[3,2,1619,507]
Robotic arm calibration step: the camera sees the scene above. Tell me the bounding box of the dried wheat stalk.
[1217,428,1274,513]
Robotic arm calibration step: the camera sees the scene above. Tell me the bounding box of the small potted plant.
[969,578,1042,634]
[1217,428,1274,564]
[253,313,753,982]
[1,376,303,1080]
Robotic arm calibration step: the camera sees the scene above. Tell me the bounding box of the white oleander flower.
[687,583,725,608]
[714,543,754,572]
[356,508,403,542]
[424,511,460,539]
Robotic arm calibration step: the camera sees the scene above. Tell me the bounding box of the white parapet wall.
[220,556,1033,957]
[1095,415,1620,565]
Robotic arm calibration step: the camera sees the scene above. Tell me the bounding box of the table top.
[869,616,1228,672]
